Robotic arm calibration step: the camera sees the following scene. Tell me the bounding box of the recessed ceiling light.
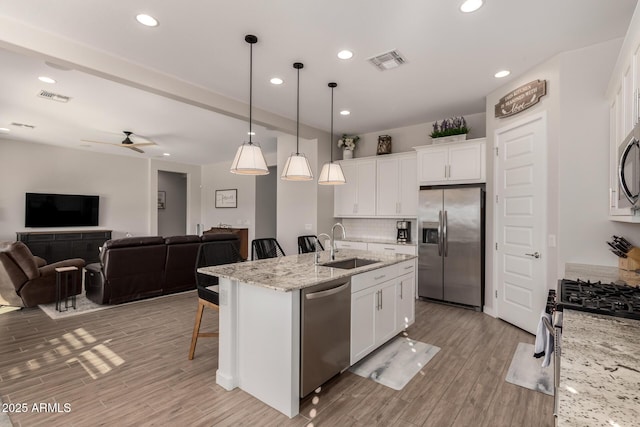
[136,14,159,27]
[494,70,511,78]
[340,110,350,116]
[270,77,283,85]
[38,76,56,84]
[248,131,256,136]
[163,153,171,156]
[460,0,484,13]
[0,128,10,132]
[337,50,354,60]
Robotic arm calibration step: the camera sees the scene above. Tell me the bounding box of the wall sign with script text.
[494,80,547,118]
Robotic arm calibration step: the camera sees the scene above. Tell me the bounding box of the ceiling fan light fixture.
[282,62,313,181]
[231,34,269,176]
[318,82,346,186]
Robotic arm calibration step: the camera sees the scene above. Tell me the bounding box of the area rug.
[349,336,441,390]
[505,342,554,396]
[39,291,194,320]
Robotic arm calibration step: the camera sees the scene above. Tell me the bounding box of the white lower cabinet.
[350,260,416,365]
[397,271,416,329]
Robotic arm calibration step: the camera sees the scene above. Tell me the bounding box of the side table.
[55,266,79,312]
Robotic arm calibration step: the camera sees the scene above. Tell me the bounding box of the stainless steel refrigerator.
[418,186,485,308]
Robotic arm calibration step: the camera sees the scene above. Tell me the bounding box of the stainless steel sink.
[321,257,380,269]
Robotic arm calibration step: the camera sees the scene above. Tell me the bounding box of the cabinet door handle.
[376,290,381,310]
[400,284,403,299]
[374,274,386,280]
[448,164,452,178]
[380,290,383,310]
[444,164,447,179]
[384,247,395,251]
[404,265,413,270]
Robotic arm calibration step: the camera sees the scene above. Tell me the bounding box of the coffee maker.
[396,220,411,243]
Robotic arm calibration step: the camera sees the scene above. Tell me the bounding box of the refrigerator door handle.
[443,210,448,257]
[438,210,443,256]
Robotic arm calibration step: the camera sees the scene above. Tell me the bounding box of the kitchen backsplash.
[341,218,417,242]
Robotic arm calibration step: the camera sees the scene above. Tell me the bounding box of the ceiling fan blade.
[81,139,116,145]
[125,145,145,153]
[128,141,156,147]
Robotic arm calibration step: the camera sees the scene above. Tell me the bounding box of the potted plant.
[430,116,469,144]
[338,134,360,159]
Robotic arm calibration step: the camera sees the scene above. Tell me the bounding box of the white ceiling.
[0,0,637,165]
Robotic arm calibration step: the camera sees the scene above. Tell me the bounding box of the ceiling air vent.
[10,122,36,129]
[37,90,71,103]
[368,49,406,71]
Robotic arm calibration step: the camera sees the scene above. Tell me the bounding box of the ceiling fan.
[82,131,156,153]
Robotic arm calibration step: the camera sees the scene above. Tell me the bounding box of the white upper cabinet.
[334,158,376,217]
[607,16,640,221]
[414,138,486,185]
[376,153,417,217]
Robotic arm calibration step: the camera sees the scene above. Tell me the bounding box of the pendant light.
[281,62,314,181]
[230,34,269,175]
[318,82,346,185]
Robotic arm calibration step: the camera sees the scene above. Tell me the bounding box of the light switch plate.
[548,234,556,247]
[305,224,312,230]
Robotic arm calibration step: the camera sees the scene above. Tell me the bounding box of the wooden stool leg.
[188,301,205,360]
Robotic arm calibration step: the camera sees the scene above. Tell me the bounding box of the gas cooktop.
[559,279,640,320]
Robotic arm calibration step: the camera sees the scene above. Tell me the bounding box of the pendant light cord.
[330,84,334,163]
[296,65,300,154]
[249,42,253,144]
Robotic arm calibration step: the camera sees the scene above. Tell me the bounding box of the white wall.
[0,139,149,240]
[485,57,561,317]
[277,134,318,255]
[348,112,486,159]
[255,166,277,239]
[484,38,640,317]
[201,160,257,245]
[557,39,640,268]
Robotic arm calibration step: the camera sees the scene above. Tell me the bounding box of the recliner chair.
[0,241,85,307]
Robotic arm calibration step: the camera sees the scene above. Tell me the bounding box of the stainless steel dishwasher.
[300,278,351,397]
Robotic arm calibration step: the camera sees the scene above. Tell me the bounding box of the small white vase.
[343,149,354,159]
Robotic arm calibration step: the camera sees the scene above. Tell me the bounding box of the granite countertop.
[198,249,416,292]
[564,262,640,286]
[558,309,640,426]
[337,237,417,247]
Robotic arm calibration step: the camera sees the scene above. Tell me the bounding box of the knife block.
[620,247,640,270]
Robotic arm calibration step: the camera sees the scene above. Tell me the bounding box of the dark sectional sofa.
[85,233,239,305]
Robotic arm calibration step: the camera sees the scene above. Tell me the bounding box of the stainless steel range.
[559,279,640,320]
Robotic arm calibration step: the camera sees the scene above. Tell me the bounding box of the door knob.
[525,252,541,259]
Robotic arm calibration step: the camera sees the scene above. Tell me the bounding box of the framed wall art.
[157,191,166,209]
[215,189,237,208]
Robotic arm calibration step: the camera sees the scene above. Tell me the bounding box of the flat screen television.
[25,193,99,227]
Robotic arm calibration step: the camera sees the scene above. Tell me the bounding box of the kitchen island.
[558,309,640,426]
[198,249,416,417]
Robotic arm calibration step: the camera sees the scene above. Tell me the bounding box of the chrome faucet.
[315,233,331,265]
[330,222,346,260]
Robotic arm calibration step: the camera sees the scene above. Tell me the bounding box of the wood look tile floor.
[0,292,553,426]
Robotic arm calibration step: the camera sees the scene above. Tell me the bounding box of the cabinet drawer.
[351,264,398,293]
[335,240,368,250]
[397,260,416,275]
[367,242,417,256]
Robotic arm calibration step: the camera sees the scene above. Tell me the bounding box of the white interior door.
[495,112,547,335]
